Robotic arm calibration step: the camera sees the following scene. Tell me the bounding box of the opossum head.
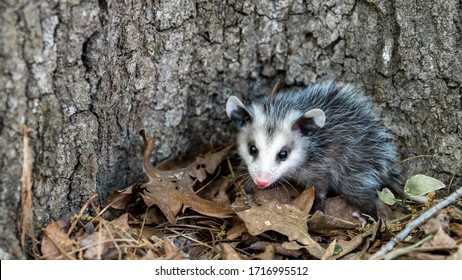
[226,95,326,189]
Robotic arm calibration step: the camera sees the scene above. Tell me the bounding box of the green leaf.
[377,188,396,205]
[333,244,343,256]
[404,174,445,198]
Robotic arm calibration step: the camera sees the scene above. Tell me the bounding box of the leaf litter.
[35,130,462,260]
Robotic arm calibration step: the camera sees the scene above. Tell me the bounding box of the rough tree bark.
[1,0,460,259]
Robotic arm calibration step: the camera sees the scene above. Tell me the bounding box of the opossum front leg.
[312,187,328,213]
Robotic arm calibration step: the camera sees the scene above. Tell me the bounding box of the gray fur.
[226,81,402,217]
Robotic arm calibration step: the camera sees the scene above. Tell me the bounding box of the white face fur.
[227,97,325,189]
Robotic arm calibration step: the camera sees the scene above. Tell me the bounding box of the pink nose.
[255,179,270,188]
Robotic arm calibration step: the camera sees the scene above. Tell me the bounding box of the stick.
[370,186,462,259]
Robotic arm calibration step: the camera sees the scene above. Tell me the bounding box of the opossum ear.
[226,96,252,127]
[294,108,326,134]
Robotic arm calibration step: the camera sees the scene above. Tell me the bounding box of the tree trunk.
[1,0,460,259]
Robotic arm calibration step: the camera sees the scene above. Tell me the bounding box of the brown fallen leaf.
[107,183,143,210]
[141,181,184,224]
[321,239,337,260]
[220,243,249,260]
[272,243,303,258]
[335,235,364,259]
[419,210,457,249]
[80,213,132,260]
[41,220,77,260]
[255,243,276,260]
[291,187,315,214]
[324,196,362,225]
[406,252,447,260]
[163,237,182,260]
[110,213,131,232]
[281,240,322,259]
[142,250,159,260]
[449,223,462,238]
[128,130,235,224]
[447,205,462,221]
[421,227,457,249]
[187,145,233,182]
[237,199,324,258]
[211,180,232,205]
[447,245,462,260]
[230,196,252,212]
[179,190,235,218]
[226,219,248,240]
[420,210,451,234]
[308,211,358,235]
[80,226,108,260]
[254,185,303,205]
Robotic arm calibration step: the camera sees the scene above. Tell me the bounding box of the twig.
[101,221,123,260]
[41,230,77,260]
[370,186,462,259]
[382,234,434,260]
[19,124,39,257]
[131,206,151,257]
[97,222,103,260]
[195,167,221,194]
[67,194,98,235]
[165,227,215,250]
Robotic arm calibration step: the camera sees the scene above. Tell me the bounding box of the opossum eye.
[249,145,258,156]
[278,150,288,161]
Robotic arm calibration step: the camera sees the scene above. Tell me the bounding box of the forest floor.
[21,130,462,260]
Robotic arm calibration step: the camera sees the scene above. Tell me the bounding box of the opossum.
[226,81,402,217]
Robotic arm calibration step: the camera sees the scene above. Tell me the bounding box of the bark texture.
[1,0,461,259]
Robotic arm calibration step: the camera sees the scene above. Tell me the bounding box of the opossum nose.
[255,179,270,188]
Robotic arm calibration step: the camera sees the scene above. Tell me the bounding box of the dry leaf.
[254,185,302,205]
[220,243,248,260]
[41,220,77,260]
[281,241,303,251]
[272,243,303,258]
[135,131,235,223]
[321,239,337,260]
[420,210,451,234]
[226,220,248,240]
[406,252,447,260]
[447,206,462,221]
[335,235,364,259]
[419,210,456,249]
[107,183,143,210]
[231,196,252,212]
[110,213,129,231]
[255,244,275,260]
[80,227,107,260]
[237,200,324,258]
[280,241,320,258]
[163,237,181,260]
[323,196,362,225]
[80,214,132,260]
[211,180,232,205]
[291,187,315,214]
[188,145,233,182]
[142,250,159,260]
[447,245,462,260]
[180,190,235,218]
[308,211,358,235]
[449,223,462,238]
[421,227,457,249]
[141,182,183,224]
